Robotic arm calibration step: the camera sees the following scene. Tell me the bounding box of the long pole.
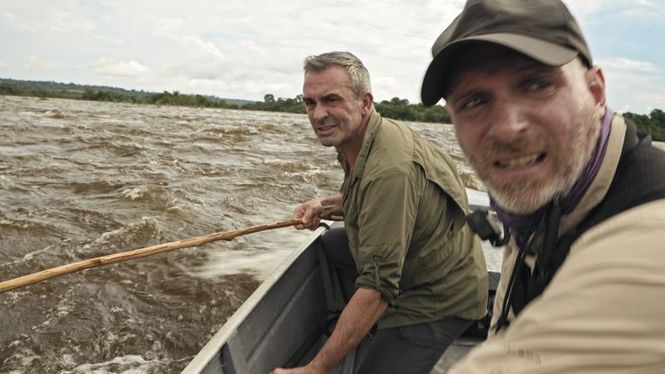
[0,219,306,293]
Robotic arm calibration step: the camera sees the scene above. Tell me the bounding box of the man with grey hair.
[421,0,665,372]
[273,51,488,373]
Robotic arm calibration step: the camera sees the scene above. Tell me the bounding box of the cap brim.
[421,33,578,106]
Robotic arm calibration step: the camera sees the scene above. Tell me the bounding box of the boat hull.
[184,188,499,373]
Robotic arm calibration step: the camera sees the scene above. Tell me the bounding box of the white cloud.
[651,94,665,112]
[2,11,42,33]
[614,89,665,114]
[597,58,664,114]
[154,18,225,63]
[599,58,659,73]
[564,0,613,18]
[23,56,60,70]
[163,59,226,81]
[93,59,150,79]
[2,9,95,35]
[1,0,662,114]
[565,0,665,19]
[622,0,665,17]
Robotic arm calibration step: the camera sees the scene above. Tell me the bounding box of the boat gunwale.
[182,225,329,373]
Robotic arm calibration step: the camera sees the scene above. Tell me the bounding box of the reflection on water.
[0,95,485,373]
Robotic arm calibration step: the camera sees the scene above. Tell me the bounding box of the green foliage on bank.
[0,78,244,109]
[241,95,451,123]
[375,97,451,123]
[624,110,665,141]
[242,94,306,114]
[2,78,664,141]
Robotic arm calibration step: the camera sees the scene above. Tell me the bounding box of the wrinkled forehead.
[444,44,555,97]
[303,67,354,95]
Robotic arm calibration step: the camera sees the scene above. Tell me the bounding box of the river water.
[0,95,491,373]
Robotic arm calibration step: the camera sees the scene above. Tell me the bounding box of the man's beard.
[468,103,602,214]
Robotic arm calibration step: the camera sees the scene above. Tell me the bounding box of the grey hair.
[303,51,371,98]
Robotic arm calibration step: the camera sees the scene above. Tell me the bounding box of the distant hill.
[0,78,256,108]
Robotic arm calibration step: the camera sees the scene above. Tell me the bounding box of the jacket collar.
[559,112,627,233]
[337,109,381,180]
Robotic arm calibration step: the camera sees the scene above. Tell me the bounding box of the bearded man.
[420,0,665,372]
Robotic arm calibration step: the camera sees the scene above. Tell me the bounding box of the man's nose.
[310,103,328,122]
[489,103,529,142]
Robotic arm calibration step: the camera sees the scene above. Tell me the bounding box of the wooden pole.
[0,218,314,294]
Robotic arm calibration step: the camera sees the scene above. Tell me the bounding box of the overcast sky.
[1,0,664,114]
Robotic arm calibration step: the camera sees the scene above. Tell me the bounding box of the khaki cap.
[421,0,592,106]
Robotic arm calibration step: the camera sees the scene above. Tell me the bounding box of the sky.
[1,0,664,114]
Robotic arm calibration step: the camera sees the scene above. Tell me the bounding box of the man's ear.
[586,66,606,110]
[362,92,374,115]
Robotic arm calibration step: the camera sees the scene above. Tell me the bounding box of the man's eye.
[527,80,552,91]
[461,95,487,110]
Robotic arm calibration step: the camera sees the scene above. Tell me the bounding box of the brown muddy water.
[0,95,488,373]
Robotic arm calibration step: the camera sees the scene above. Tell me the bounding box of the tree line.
[624,111,665,141]
[0,78,242,109]
[239,95,452,124]
[1,78,663,140]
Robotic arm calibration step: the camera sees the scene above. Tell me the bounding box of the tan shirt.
[339,110,488,329]
[450,114,665,372]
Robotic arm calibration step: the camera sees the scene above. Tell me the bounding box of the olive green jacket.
[338,110,488,329]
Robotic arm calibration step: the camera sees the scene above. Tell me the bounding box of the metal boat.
[183,189,500,374]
